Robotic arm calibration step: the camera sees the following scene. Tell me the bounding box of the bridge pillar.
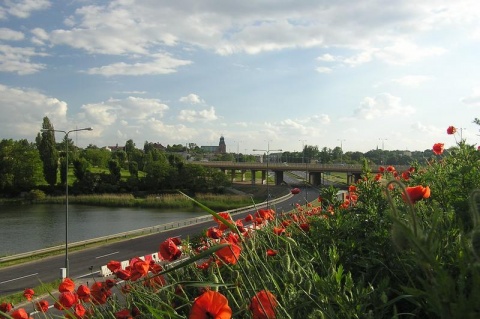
[230,169,236,182]
[261,170,266,185]
[310,172,322,186]
[251,170,256,185]
[274,171,283,185]
[241,170,246,182]
[347,172,362,184]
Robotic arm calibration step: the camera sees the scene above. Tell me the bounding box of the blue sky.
[1,0,479,153]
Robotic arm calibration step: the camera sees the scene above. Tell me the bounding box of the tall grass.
[37,193,256,210]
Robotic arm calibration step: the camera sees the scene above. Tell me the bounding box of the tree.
[73,158,90,182]
[129,161,139,178]
[125,139,135,161]
[108,159,122,184]
[0,139,43,193]
[83,147,111,168]
[36,117,59,187]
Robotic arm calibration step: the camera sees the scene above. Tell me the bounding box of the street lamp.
[337,139,346,164]
[253,141,282,209]
[299,139,307,201]
[41,127,93,278]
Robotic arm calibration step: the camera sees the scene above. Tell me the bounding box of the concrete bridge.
[193,161,411,186]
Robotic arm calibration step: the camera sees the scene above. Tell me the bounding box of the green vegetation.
[37,193,257,210]
[2,126,480,318]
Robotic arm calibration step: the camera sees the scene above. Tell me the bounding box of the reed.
[36,193,255,210]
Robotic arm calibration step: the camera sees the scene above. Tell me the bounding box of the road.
[0,188,318,297]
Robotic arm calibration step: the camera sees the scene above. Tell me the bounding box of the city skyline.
[1,1,479,153]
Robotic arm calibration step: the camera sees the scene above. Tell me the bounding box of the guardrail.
[0,192,293,264]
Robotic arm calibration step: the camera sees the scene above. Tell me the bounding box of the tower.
[218,136,226,153]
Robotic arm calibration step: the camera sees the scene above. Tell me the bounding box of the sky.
[1,0,480,154]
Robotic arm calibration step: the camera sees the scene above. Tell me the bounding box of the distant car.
[291,187,301,194]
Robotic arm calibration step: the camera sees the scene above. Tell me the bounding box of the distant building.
[105,144,125,152]
[200,136,227,154]
[151,142,166,151]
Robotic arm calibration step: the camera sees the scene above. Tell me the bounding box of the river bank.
[0,183,290,210]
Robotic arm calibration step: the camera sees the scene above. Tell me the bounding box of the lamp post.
[337,139,346,164]
[41,127,93,278]
[299,139,307,201]
[253,141,282,209]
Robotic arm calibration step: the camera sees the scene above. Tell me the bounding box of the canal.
[0,204,206,256]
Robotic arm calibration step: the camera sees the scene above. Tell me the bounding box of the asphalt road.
[0,187,319,297]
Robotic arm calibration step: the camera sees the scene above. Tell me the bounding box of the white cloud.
[179,93,204,104]
[354,93,416,120]
[0,28,24,41]
[316,54,336,62]
[0,84,67,138]
[81,96,168,125]
[2,0,50,19]
[178,106,217,122]
[85,53,192,76]
[374,38,446,65]
[0,44,47,74]
[315,66,332,74]
[391,75,433,87]
[31,28,49,46]
[460,87,480,106]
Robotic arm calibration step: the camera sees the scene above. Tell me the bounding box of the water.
[0,204,205,256]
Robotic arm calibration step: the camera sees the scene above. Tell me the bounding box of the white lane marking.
[95,251,119,259]
[0,273,39,284]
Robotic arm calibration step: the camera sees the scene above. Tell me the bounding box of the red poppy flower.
[348,185,357,193]
[266,249,277,256]
[121,284,132,294]
[144,275,166,291]
[35,300,49,313]
[159,238,182,261]
[23,288,34,301]
[115,268,131,280]
[90,282,112,305]
[244,214,254,222]
[0,302,13,313]
[256,209,275,221]
[379,166,385,173]
[77,285,91,302]
[215,242,242,265]
[115,309,133,319]
[59,277,75,293]
[290,188,300,194]
[74,303,86,318]
[189,290,232,319]
[10,308,32,319]
[54,291,78,310]
[250,290,278,319]
[432,143,444,155]
[213,212,234,230]
[273,227,285,235]
[107,260,122,273]
[206,227,223,239]
[299,223,310,232]
[403,185,431,204]
[130,259,149,280]
[447,126,456,135]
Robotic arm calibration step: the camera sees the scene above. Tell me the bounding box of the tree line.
[0,116,445,197]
